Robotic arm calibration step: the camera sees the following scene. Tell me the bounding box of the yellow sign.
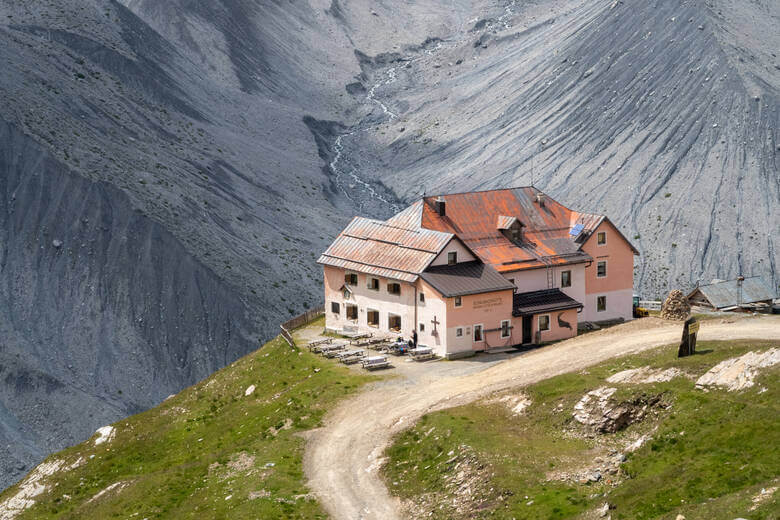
[688,321,699,334]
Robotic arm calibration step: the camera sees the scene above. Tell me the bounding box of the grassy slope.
[383,340,780,520]
[2,321,377,519]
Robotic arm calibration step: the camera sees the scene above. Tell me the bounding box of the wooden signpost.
[678,317,698,357]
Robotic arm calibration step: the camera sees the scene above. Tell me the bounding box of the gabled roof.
[512,288,583,316]
[417,187,611,272]
[420,261,515,297]
[317,216,453,282]
[687,276,776,309]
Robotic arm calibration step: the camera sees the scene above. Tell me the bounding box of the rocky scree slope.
[0,0,480,491]
[339,0,780,297]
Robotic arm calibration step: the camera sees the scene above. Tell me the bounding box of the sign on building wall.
[473,297,503,311]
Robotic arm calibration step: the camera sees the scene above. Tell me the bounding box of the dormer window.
[447,251,457,265]
[497,216,524,244]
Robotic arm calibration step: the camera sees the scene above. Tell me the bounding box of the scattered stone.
[598,502,611,517]
[660,290,690,320]
[244,385,256,396]
[573,387,665,433]
[675,515,686,520]
[52,239,63,248]
[487,393,532,415]
[749,486,777,511]
[607,366,686,384]
[249,490,271,500]
[696,348,780,391]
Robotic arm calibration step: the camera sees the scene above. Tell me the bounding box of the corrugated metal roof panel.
[318,216,453,281]
[421,261,515,297]
[512,288,583,316]
[317,255,419,283]
[419,187,605,269]
[689,276,776,309]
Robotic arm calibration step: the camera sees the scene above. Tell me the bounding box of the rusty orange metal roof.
[419,187,612,271]
[321,187,637,280]
[318,217,453,282]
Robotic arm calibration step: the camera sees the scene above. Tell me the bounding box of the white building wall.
[324,267,416,338]
[415,279,448,356]
[429,238,476,266]
[505,264,586,307]
[581,288,634,322]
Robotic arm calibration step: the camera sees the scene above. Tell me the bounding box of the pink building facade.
[318,187,638,359]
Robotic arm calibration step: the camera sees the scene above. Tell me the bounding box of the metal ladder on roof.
[540,255,555,289]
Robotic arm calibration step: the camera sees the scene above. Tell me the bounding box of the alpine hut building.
[318,187,639,359]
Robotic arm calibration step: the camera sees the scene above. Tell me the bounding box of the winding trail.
[304,315,780,520]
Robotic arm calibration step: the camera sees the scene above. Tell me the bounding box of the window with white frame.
[454,296,462,308]
[456,327,463,337]
[597,231,606,245]
[597,261,607,278]
[538,314,550,331]
[447,251,457,265]
[473,324,483,342]
[500,320,511,338]
[561,270,571,287]
[331,302,340,314]
[597,296,607,312]
[346,304,358,321]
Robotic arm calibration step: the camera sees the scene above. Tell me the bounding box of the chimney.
[535,193,545,207]
[435,197,446,217]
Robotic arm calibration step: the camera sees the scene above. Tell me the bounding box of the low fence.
[639,300,662,311]
[280,305,325,347]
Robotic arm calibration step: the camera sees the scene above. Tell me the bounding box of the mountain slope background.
[0,0,777,490]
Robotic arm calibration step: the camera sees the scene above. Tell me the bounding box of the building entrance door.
[522,316,532,345]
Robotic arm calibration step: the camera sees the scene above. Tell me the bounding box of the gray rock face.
[0,0,470,490]
[0,0,777,491]
[0,121,256,487]
[337,0,780,297]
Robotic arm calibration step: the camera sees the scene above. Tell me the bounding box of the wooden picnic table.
[335,349,364,360]
[306,338,333,351]
[361,355,390,370]
[318,343,347,356]
[409,346,434,361]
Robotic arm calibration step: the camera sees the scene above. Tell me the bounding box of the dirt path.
[303,316,780,520]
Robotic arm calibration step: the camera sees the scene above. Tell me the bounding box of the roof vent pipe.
[536,193,545,207]
[435,197,446,216]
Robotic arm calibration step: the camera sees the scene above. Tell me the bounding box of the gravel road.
[303,316,780,520]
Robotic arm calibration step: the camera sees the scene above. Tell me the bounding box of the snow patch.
[94,425,115,446]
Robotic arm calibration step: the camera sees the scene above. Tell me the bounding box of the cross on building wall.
[431,315,440,334]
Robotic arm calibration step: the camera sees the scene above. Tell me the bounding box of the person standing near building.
[412,329,418,347]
